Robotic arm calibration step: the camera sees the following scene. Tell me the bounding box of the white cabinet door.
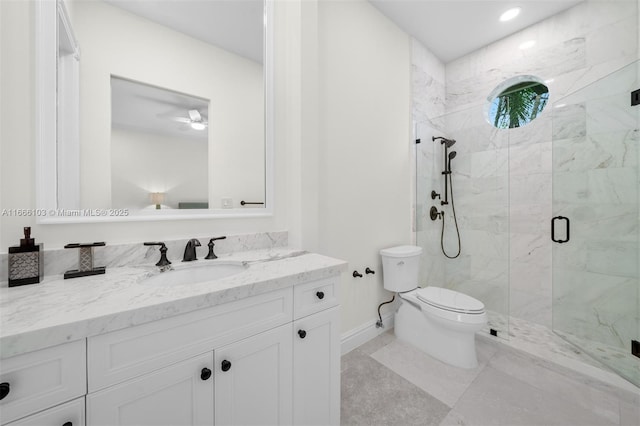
[86,353,213,426]
[215,324,292,426]
[293,306,340,426]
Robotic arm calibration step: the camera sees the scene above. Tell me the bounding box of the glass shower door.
[551,61,639,386]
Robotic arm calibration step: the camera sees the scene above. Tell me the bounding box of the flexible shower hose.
[441,172,461,259]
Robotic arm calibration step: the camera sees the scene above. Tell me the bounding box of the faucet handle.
[143,242,171,267]
[205,236,226,260]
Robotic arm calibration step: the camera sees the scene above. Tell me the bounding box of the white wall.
[0,0,300,249]
[110,127,208,209]
[315,0,412,333]
[69,0,264,210]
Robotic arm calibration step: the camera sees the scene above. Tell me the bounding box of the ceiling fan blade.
[169,117,191,124]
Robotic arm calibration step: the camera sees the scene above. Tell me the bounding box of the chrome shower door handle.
[551,216,570,243]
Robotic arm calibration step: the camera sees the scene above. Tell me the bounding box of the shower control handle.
[551,216,570,243]
[431,190,440,200]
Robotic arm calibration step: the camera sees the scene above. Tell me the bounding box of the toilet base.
[394,297,482,369]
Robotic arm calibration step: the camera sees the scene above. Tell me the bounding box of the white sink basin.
[141,262,247,286]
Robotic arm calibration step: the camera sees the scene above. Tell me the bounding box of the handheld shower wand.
[431,136,461,259]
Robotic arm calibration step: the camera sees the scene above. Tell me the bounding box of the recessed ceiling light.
[519,40,536,50]
[499,7,521,22]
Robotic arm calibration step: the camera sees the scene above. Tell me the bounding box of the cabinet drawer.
[293,277,339,319]
[0,340,86,425]
[88,287,292,391]
[5,397,85,426]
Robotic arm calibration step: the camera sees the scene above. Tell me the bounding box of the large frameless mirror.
[35,0,273,223]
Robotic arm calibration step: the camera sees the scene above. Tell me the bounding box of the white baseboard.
[340,312,394,355]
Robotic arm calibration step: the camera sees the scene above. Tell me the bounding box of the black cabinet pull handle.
[298,329,307,339]
[62,422,73,426]
[221,360,231,372]
[200,368,212,380]
[316,291,325,300]
[551,216,570,243]
[0,382,9,400]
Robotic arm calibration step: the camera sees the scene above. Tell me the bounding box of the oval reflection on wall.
[487,77,550,129]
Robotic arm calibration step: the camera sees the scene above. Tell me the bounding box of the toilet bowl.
[380,245,487,369]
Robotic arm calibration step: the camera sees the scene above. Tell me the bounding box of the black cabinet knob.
[316,291,325,300]
[298,329,307,339]
[200,368,212,381]
[221,360,231,372]
[0,382,9,400]
[62,422,73,426]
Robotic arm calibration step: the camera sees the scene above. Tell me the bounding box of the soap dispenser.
[8,227,44,287]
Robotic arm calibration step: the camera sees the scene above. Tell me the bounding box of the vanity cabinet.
[0,274,341,426]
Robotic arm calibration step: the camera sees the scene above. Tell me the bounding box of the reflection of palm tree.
[493,82,549,129]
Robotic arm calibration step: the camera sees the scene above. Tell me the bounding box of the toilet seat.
[416,287,485,314]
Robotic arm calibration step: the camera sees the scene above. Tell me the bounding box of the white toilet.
[380,245,487,369]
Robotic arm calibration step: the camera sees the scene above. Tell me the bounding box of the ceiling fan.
[167,109,208,130]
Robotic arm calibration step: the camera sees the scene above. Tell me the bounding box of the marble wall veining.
[0,231,288,285]
[413,0,638,334]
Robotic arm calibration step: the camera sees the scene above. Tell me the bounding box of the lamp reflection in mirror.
[150,192,165,209]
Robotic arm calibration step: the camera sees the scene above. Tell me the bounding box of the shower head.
[432,136,457,148]
[447,151,457,172]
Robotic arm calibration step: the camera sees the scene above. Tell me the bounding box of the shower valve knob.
[365,267,375,275]
[431,190,440,200]
[353,271,363,278]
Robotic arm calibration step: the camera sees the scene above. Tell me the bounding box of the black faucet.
[143,242,171,267]
[183,239,201,262]
[205,236,227,259]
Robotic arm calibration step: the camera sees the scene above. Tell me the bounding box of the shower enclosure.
[415,104,511,339]
[551,61,640,386]
[415,63,639,387]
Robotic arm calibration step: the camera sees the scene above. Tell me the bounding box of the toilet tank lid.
[380,245,422,258]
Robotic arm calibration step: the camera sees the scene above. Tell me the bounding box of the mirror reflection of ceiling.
[104,0,264,63]
[111,77,208,140]
[369,0,584,63]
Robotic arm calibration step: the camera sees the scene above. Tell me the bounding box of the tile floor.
[341,331,640,426]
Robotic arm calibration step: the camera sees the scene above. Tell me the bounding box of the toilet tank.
[379,245,422,292]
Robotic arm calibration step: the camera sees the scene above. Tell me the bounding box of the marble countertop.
[0,248,347,359]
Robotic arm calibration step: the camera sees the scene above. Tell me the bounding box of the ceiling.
[104,0,264,63]
[369,0,584,63]
[103,0,584,65]
[111,77,209,140]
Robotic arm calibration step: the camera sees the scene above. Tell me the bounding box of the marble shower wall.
[441,0,638,329]
[412,40,446,294]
